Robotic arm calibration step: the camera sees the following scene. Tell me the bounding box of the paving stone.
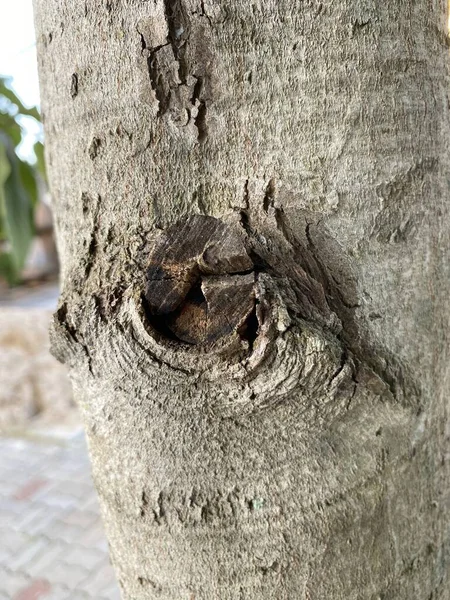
[63,508,98,529]
[0,568,30,597]
[14,479,50,501]
[0,433,119,596]
[25,505,68,536]
[26,542,68,579]
[61,468,91,482]
[95,536,110,554]
[0,529,30,553]
[0,479,22,496]
[51,481,92,501]
[58,455,90,471]
[3,457,33,472]
[34,491,77,511]
[11,504,50,533]
[0,543,14,564]
[46,519,88,544]
[0,439,29,453]
[31,480,60,501]
[33,586,69,600]
[34,445,60,458]
[79,562,118,597]
[0,507,22,528]
[8,537,49,571]
[3,465,26,480]
[78,522,109,549]
[64,545,105,570]
[0,498,24,515]
[46,562,89,589]
[13,579,52,600]
[78,494,101,512]
[100,582,123,599]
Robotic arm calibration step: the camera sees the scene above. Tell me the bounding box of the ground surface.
[0,429,120,599]
[0,282,77,431]
[0,282,120,598]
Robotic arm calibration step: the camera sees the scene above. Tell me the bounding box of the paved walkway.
[0,282,59,311]
[0,430,120,600]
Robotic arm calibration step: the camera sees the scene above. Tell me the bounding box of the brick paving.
[0,431,121,599]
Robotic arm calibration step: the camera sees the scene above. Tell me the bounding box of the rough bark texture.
[34,0,450,598]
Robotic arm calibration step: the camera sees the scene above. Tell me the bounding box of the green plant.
[0,76,45,285]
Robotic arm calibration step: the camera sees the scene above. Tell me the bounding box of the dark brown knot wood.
[145,215,257,346]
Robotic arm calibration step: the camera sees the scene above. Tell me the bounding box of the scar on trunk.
[144,215,257,346]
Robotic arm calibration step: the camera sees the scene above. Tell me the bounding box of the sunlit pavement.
[0,430,121,599]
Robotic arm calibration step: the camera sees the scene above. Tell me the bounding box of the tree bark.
[33,0,450,598]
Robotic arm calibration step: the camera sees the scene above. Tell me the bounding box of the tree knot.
[144,215,257,346]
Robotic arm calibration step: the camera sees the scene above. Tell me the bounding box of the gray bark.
[33,0,450,598]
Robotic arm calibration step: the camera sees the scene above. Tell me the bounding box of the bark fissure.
[138,0,210,141]
[83,193,101,281]
[163,0,190,86]
[70,72,78,98]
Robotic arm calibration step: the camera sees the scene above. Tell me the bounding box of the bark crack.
[163,0,190,85]
[70,73,78,98]
[138,1,209,139]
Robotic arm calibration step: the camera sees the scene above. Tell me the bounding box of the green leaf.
[19,160,38,208]
[0,134,35,283]
[0,142,11,236]
[0,252,18,285]
[0,143,10,241]
[0,77,44,284]
[34,141,46,181]
[0,78,40,121]
[0,142,14,282]
[0,140,11,185]
[0,112,23,147]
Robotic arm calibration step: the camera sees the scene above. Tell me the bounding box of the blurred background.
[0,0,71,431]
[0,3,120,598]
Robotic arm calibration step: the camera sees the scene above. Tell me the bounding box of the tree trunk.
[33,0,450,598]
